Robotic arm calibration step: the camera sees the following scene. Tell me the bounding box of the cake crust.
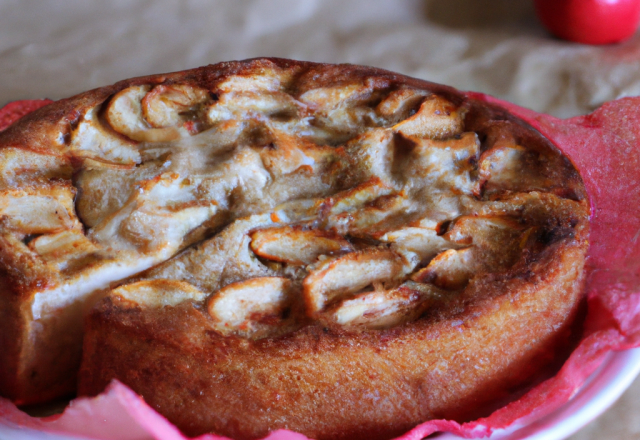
[0,59,588,439]
[80,237,586,440]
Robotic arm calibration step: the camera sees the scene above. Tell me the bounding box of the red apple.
[534,0,640,44]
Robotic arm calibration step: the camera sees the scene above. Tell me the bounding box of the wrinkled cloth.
[3,0,640,119]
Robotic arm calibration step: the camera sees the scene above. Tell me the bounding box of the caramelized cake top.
[0,59,587,338]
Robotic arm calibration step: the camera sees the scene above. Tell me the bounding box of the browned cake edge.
[78,234,587,440]
[0,59,589,438]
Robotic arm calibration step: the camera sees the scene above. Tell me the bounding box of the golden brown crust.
[0,57,588,438]
[80,236,586,440]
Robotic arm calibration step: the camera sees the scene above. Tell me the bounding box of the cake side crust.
[0,57,589,428]
[79,229,587,440]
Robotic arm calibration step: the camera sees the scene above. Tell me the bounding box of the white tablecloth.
[1,1,639,438]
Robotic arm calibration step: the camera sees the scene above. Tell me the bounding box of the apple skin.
[534,0,640,44]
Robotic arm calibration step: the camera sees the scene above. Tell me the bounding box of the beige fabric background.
[1,0,639,438]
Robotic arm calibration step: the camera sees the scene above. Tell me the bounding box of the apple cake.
[0,59,588,439]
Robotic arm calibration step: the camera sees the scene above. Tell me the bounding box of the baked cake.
[0,59,588,439]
